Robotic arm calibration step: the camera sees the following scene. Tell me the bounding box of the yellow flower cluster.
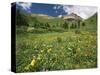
[30,59,36,66]
[47,48,52,52]
[40,50,44,53]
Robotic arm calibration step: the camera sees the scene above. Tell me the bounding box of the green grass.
[16,30,97,72]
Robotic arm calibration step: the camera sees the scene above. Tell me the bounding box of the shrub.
[62,22,68,29]
[56,37,62,43]
[82,22,86,27]
[16,26,27,34]
[16,9,29,26]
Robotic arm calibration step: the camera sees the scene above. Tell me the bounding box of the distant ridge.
[31,13,55,19]
[63,13,82,20]
[30,12,97,21]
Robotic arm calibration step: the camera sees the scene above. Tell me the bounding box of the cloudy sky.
[16,2,97,19]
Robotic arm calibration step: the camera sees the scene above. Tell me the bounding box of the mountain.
[30,13,83,21]
[63,13,82,20]
[84,13,97,25]
[85,13,97,22]
[83,13,97,31]
[31,13,55,19]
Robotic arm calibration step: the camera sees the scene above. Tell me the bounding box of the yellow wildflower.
[68,48,72,50]
[40,50,44,53]
[30,59,36,66]
[43,44,46,46]
[48,48,52,52]
[24,64,30,70]
[34,45,37,48]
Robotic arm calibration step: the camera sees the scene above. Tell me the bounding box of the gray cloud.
[62,5,97,19]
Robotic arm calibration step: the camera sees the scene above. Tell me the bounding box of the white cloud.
[58,15,62,18]
[57,6,61,9]
[16,2,32,12]
[62,5,97,19]
[53,5,62,10]
[53,6,57,9]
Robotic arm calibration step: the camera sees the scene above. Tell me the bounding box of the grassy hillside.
[83,13,97,31]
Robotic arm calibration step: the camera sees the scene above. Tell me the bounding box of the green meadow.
[16,10,97,72]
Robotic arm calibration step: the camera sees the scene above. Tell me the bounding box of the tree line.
[16,9,86,30]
